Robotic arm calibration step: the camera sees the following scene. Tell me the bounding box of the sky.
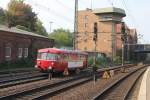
[0,0,150,43]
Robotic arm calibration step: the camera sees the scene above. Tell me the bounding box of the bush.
[88,56,108,68]
[0,58,35,70]
[113,56,122,65]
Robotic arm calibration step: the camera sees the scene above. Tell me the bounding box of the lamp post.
[50,21,53,33]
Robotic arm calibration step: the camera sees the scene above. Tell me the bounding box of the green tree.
[7,0,37,31]
[34,20,48,36]
[49,28,73,47]
[0,0,48,36]
[0,8,6,24]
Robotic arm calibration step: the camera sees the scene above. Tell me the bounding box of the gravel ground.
[49,66,142,100]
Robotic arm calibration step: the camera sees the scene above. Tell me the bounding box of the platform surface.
[138,66,150,100]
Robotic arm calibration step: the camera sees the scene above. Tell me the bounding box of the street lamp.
[50,21,53,33]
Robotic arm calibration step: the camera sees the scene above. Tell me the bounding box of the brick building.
[0,25,54,63]
[116,24,137,49]
[76,7,137,59]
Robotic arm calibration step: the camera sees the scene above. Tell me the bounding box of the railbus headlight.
[35,65,38,68]
[51,62,54,66]
[48,66,52,70]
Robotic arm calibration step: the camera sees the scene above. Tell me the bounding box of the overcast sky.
[0,0,149,43]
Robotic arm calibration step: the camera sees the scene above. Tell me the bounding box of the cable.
[113,0,119,6]
[26,0,73,23]
[107,0,114,6]
[121,0,143,41]
[55,0,74,11]
[78,0,91,9]
[121,0,139,30]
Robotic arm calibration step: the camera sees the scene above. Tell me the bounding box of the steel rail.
[0,73,91,99]
[93,65,147,100]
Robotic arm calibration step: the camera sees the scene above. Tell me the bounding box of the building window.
[84,15,88,23]
[5,47,11,59]
[84,47,87,50]
[84,15,88,28]
[84,23,87,28]
[84,31,87,35]
[18,48,23,58]
[24,48,28,58]
[84,38,87,42]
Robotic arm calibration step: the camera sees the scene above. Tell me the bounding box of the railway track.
[0,69,48,89]
[93,65,147,100]
[0,64,142,100]
[0,67,92,90]
[0,73,91,99]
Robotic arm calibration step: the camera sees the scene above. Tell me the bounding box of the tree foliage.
[49,28,73,47]
[7,0,37,30]
[0,0,48,36]
[0,8,6,24]
[34,20,48,36]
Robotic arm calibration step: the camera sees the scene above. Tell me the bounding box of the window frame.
[84,15,88,28]
[18,48,23,58]
[5,46,11,58]
[24,48,28,58]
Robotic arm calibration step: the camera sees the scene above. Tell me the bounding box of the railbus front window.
[47,53,59,60]
[37,53,47,60]
[37,52,59,60]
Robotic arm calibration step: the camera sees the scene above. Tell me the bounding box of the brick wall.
[0,31,54,63]
[77,10,115,57]
[77,9,137,58]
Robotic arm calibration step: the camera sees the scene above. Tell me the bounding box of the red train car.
[35,48,88,73]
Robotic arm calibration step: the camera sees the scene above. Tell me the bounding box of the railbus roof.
[38,48,88,55]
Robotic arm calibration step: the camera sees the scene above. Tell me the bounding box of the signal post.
[93,22,98,84]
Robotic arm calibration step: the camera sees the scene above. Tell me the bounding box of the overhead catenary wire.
[78,0,92,10]
[26,0,73,23]
[55,0,74,11]
[107,0,114,6]
[121,0,139,30]
[121,0,143,42]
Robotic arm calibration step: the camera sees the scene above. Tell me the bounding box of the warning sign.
[63,68,69,76]
[102,71,110,79]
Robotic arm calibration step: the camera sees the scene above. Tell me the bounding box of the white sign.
[68,61,83,68]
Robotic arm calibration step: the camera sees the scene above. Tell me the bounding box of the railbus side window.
[47,53,58,60]
[64,54,68,61]
[41,53,47,60]
[68,54,71,61]
[60,54,65,61]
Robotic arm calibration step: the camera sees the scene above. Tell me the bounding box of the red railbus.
[35,48,88,73]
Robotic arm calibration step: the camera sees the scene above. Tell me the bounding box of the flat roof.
[93,7,126,17]
[38,48,88,55]
[0,25,48,39]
